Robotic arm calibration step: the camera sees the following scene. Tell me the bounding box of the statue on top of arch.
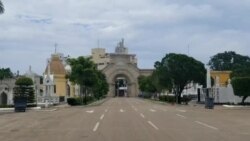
[115,38,128,54]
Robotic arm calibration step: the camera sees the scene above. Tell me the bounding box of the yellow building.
[210,71,232,87]
[45,54,67,99]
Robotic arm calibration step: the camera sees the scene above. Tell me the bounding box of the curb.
[0,107,42,112]
[223,105,250,108]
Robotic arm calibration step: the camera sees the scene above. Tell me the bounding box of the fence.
[37,96,59,104]
[199,84,250,104]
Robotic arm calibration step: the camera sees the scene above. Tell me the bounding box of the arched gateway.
[91,39,153,97]
[103,63,140,97]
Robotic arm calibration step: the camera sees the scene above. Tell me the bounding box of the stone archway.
[0,92,8,105]
[105,68,139,97]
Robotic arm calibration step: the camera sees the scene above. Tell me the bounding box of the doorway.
[115,76,128,97]
[0,92,8,105]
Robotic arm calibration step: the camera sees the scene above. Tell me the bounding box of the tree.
[138,75,157,98]
[93,71,109,100]
[0,68,13,80]
[138,75,157,93]
[14,77,35,103]
[231,77,250,104]
[208,51,250,71]
[155,53,206,104]
[231,67,250,78]
[67,56,100,104]
[230,61,250,104]
[0,0,4,14]
[151,63,173,93]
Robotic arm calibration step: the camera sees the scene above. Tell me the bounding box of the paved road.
[1,98,250,141]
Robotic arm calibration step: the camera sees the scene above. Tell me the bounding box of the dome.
[45,55,66,75]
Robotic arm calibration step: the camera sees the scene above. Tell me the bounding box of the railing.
[37,96,59,104]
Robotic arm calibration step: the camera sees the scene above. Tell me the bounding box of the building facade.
[91,39,153,97]
[210,71,232,87]
[0,78,16,105]
[43,53,80,103]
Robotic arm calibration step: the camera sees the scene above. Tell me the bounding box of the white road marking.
[93,122,100,132]
[150,109,156,112]
[38,108,57,112]
[140,113,145,118]
[86,110,94,113]
[176,109,186,112]
[176,114,187,119]
[120,109,125,112]
[105,109,108,113]
[134,108,138,111]
[195,121,218,130]
[100,114,105,120]
[148,121,159,130]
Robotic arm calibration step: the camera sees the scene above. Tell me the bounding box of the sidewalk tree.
[0,68,13,80]
[14,77,35,103]
[93,71,109,100]
[151,63,172,93]
[155,53,206,104]
[0,0,4,14]
[231,77,250,104]
[67,56,108,104]
[231,63,250,104]
[208,51,250,71]
[138,75,157,94]
[67,56,97,104]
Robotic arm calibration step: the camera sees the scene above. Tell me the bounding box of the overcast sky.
[1,0,250,75]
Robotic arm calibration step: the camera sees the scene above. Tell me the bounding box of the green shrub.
[159,95,175,103]
[232,77,250,104]
[181,95,192,105]
[0,105,14,108]
[67,96,94,106]
[67,98,80,106]
[142,93,153,99]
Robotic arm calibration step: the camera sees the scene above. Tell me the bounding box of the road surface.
[0,97,250,141]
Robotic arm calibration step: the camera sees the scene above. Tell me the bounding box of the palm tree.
[0,0,4,14]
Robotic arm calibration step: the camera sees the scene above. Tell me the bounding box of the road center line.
[148,121,159,130]
[100,114,105,120]
[195,121,218,130]
[140,113,145,118]
[93,122,100,132]
[177,109,187,112]
[150,109,156,112]
[176,114,187,119]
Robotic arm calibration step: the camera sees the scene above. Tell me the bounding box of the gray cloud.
[0,0,250,74]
